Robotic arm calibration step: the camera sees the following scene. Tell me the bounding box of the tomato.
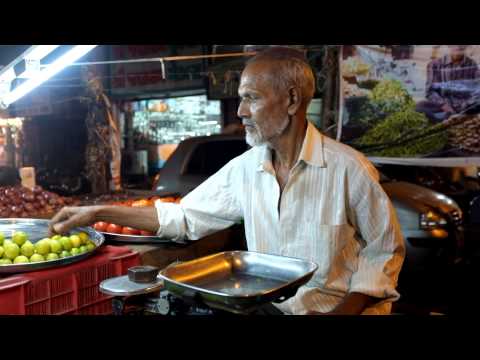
[106,223,123,234]
[122,227,141,236]
[131,199,152,207]
[140,230,155,236]
[94,221,108,232]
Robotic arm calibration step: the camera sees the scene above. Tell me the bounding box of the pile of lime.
[0,231,97,265]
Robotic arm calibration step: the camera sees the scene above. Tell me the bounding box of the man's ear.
[287,87,302,116]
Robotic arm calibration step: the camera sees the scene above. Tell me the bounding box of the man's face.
[237,62,290,147]
[448,45,468,61]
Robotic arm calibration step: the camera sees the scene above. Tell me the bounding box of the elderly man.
[50,47,405,315]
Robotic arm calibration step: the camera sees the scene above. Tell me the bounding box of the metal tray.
[0,218,104,274]
[158,251,318,313]
[101,231,172,244]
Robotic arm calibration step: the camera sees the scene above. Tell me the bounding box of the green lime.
[0,246,4,258]
[13,255,29,264]
[79,245,88,254]
[46,253,59,261]
[0,258,12,265]
[20,241,35,258]
[12,231,28,246]
[60,250,71,258]
[0,232,5,245]
[4,242,20,260]
[77,232,89,244]
[69,235,81,248]
[34,239,51,255]
[70,248,80,256]
[51,235,62,240]
[30,254,45,262]
[49,239,63,254]
[86,243,95,252]
[59,237,72,251]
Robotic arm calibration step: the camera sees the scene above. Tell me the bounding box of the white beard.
[244,117,290,147]
[245,127,266,147]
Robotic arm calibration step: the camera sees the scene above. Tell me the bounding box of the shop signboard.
[340,45,480,166]
[109,45,206,99]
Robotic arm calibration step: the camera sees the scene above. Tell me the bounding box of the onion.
[24,203,34,212]
[11,205,23,214]
[22,192,35,202]
[4,189,15,198]
[33,185,43,194]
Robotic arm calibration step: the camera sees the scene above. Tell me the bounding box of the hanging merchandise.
[82,67,120,194]
[108,101,122,191]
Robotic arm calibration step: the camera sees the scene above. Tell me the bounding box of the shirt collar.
[256,121,326,172]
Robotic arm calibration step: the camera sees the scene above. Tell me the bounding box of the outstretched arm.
[49,205,159,235]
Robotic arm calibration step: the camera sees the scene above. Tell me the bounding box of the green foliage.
[354,108,448,157]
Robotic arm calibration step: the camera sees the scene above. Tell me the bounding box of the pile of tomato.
[93,195,181,236]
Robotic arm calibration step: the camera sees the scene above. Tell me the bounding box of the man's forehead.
[239,62,274,90]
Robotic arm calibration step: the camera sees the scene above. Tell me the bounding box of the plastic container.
[0,245,140,315]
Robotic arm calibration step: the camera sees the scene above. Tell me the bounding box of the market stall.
[0,45,261,315]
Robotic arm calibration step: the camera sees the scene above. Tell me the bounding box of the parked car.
[153,134,464,271]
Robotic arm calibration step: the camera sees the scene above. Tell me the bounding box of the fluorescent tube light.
[1,45,97,107]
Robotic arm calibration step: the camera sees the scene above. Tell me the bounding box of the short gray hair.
[246,46,316,105]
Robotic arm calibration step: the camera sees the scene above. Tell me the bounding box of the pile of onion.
[0,185,75,218]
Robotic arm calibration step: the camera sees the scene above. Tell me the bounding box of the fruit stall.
[0,45,252,315]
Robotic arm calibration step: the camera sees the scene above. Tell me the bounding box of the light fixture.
[0,45,97,108]
[0,45,60,85]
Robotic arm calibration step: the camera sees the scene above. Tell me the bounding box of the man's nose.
[237,101,250,119]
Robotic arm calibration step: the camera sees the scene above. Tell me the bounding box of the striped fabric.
[155,122,405,315]
[426,54,480,112]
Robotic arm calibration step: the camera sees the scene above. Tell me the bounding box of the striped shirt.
[426,54,480,112]
[155,122,405,315]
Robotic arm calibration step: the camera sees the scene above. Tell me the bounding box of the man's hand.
[305,292,377,315]
[49,206,102,235]
[49,204,161,236]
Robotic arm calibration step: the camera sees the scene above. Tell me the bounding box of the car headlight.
[419,211,448,230]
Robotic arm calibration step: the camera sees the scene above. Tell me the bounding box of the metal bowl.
[101,231,171,244]
[0,218,104,274]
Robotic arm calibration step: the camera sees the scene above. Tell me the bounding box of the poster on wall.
[340,45,480,166]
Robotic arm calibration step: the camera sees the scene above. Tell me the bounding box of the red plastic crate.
[0,245,140,315]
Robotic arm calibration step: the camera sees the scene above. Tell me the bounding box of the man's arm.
[306,292,376,315]
[49,205,159,235]
[50,156,245,239]
[342,160,406,313]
